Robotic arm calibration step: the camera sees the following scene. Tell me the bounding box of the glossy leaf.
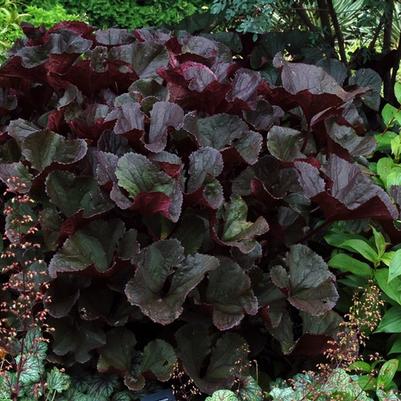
[388,249,401,282]
[376,306,401,333]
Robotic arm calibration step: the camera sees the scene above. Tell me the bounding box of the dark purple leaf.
[146,101,184,152]
[46,170,113,218]
[206,257,258,330]
[125,239,219,325]
[175,323,249,394]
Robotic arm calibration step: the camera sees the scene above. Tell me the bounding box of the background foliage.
[56,0,205,29]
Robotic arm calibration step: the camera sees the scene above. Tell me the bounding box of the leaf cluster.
[0,22,398,397]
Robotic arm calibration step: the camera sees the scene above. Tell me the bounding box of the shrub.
[24,4,83,28]
[54,0,205,29]
[0,22,398,397]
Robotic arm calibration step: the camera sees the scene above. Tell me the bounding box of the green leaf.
[372,226,387,257]
[324,231,366,248]
[203,178,224,209]
[389,334,401,355]
[377,157,395,186]
[376,306,401,333]
[234,130,263,165]
[382,103,401,127]
[4,198,36,242]
[375,131,398,152]
[239,376,263,401]
[381,251,394,267]
[348,361,372,373]
[357,374,377,391]
[112,391,133,401]
[84,375,119,400]
[116,152,173,198]
[0,373,12,401]
[56,388,90,401]
[21,327,47,359]
[15,329,48,385]
[375,269,401,305]
[39,206,63,251]
[7,119,41,145]
[220,195,269,254]
[301,310,342,336]
[389,249,401,282]
[47,367,71,393]
[386,167,401,188]
[337,239,379,263]
[376,389,400,400]
[377,359,399,390]
[395,82,401,104]
[205,390,239,401]
[327,253,372,277]
[391,135,401,160]
[15,354,44,385]
[325,369,373,398]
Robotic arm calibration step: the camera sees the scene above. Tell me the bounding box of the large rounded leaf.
[46,171,113,218]
[284,244,339,316]
[97,328,137,372]
[21,130,87,172]
[176,323,249,394]
[207,257,258,330]
[125,239,219,324]
[49,219,125,277]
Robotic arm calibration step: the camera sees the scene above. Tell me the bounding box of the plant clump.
[0,21,397,398]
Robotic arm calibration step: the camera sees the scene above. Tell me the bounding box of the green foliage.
[210,0,277,34]
[205,377,263,401]
[207,0,379,39]
[0,328,71,400]
[24,4,83,28]
[269,367,400,401]
[205,390,239,401]
[0,328,143,401]
[56,0,204,29]
[47,367,71,394]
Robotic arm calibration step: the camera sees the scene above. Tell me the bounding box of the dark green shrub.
[52,0,205,28]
